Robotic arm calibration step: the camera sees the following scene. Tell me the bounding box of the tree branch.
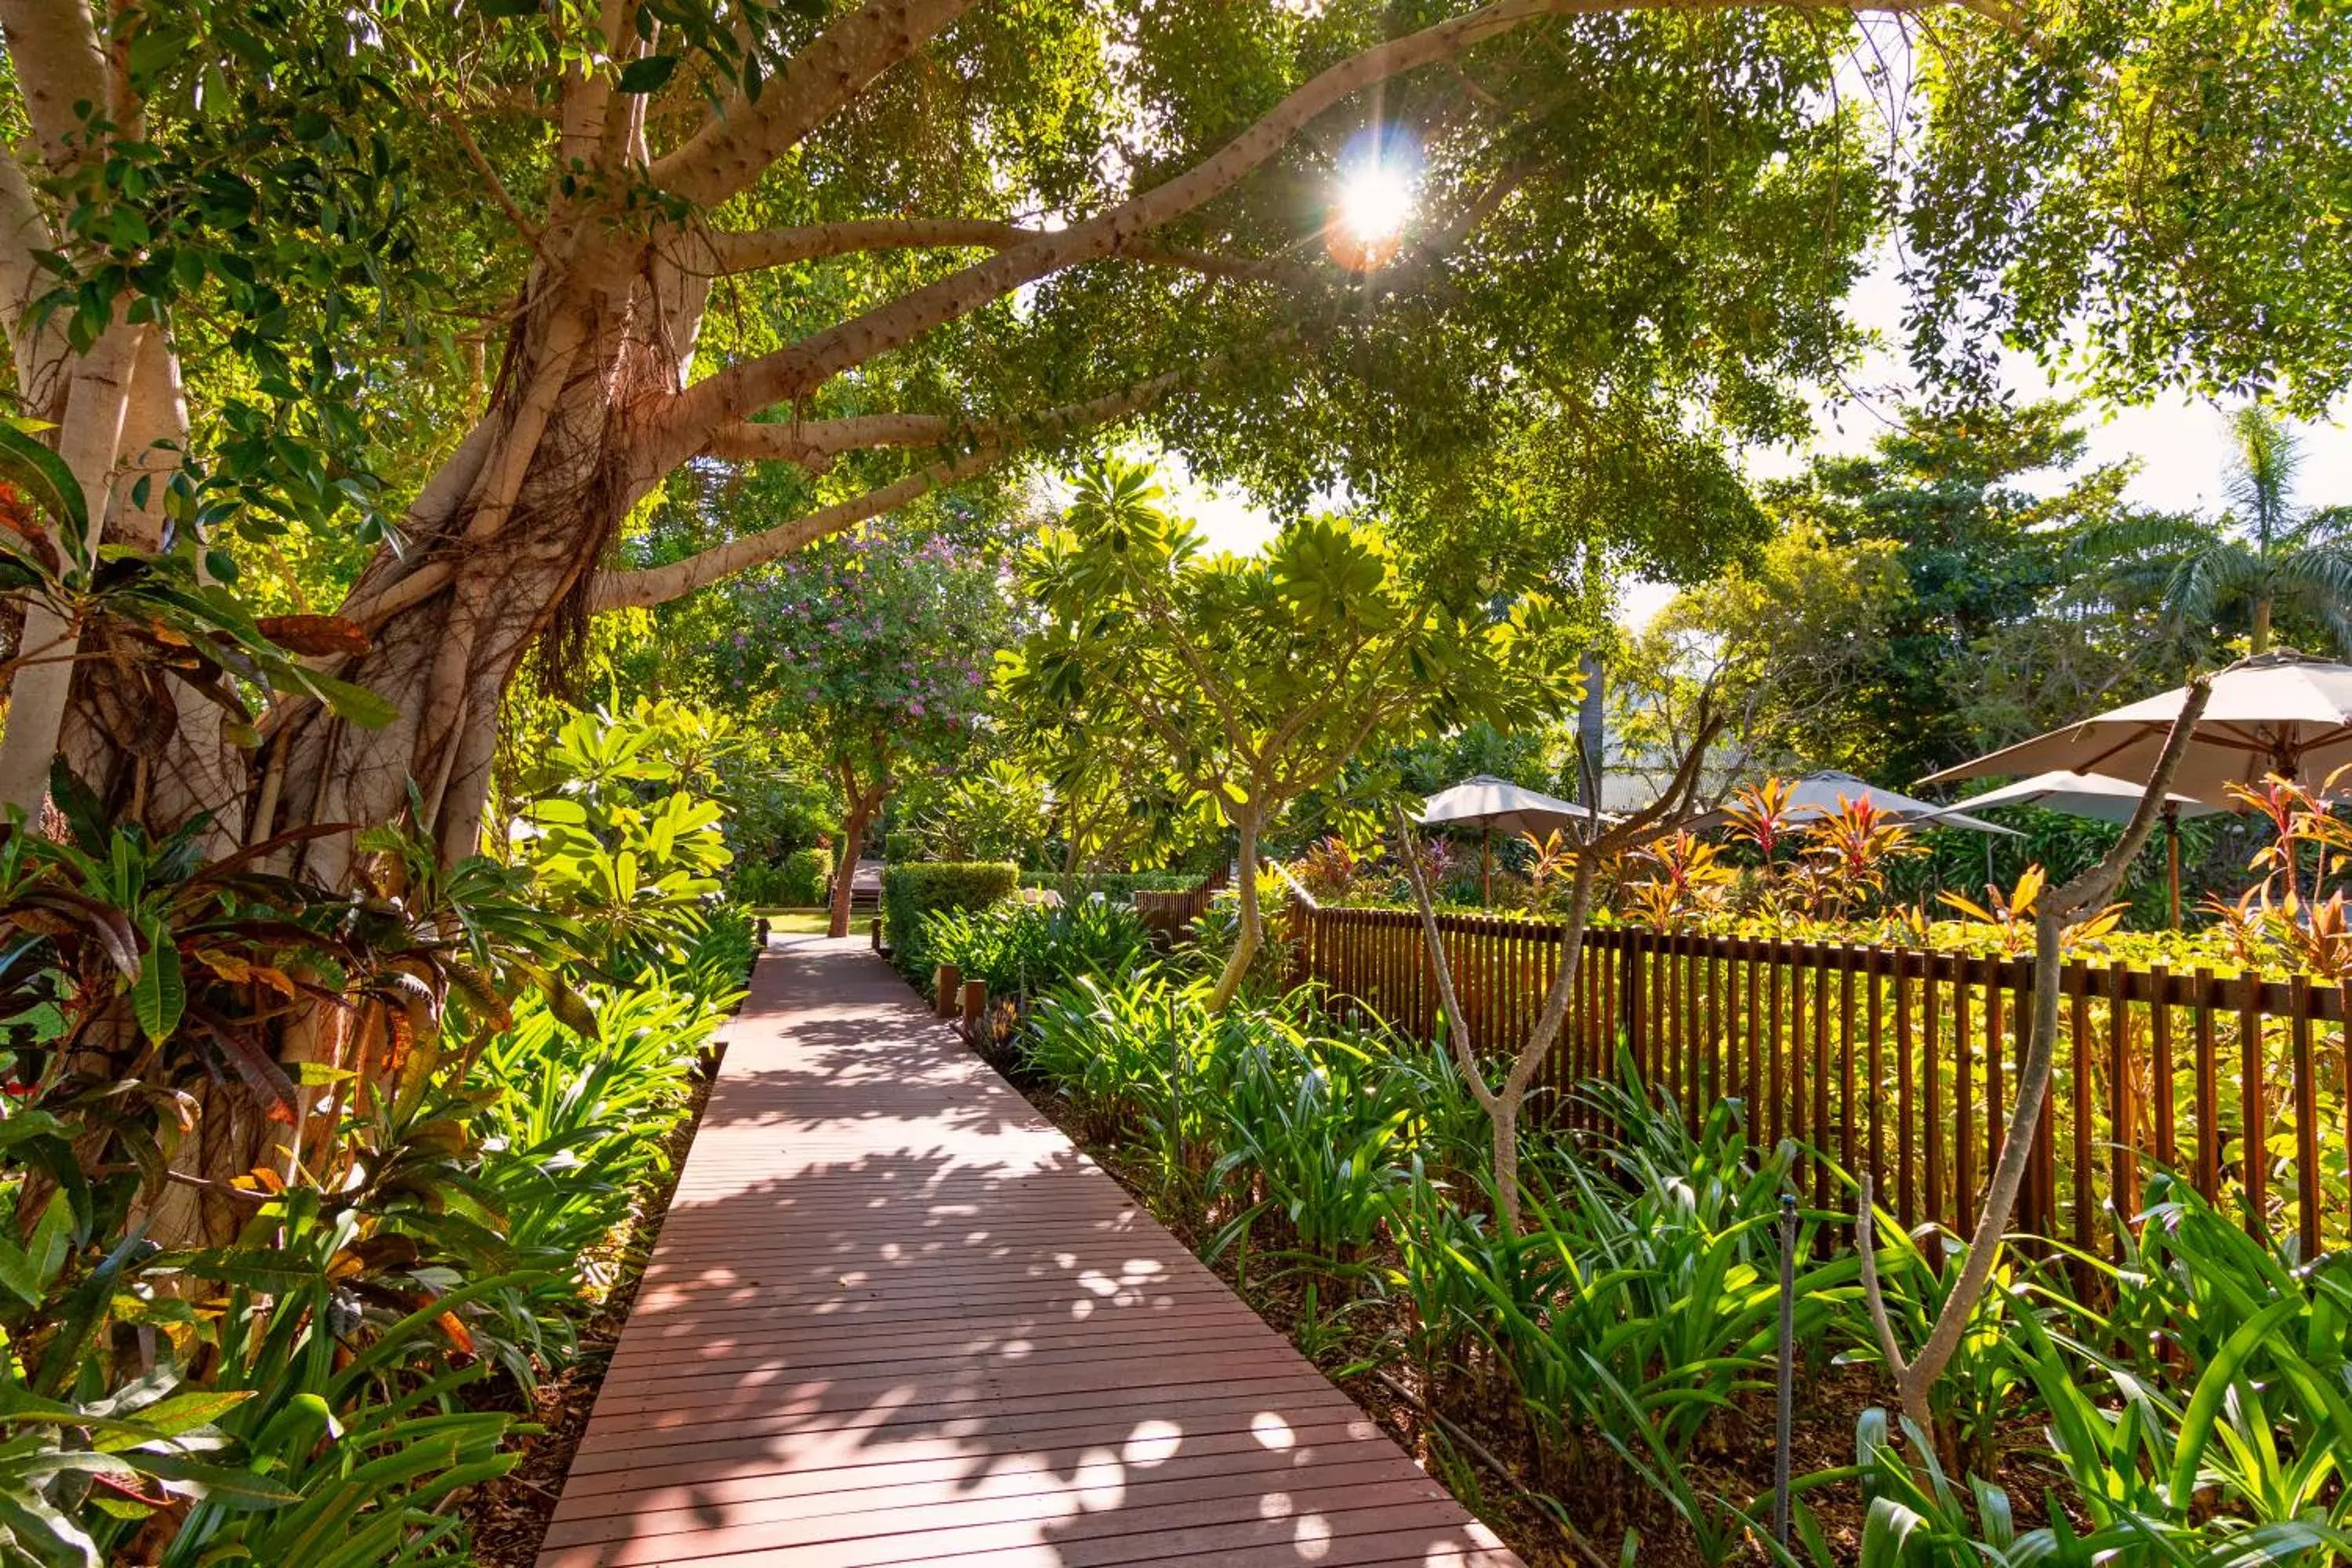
[666,0,1617,437]
[665,0,2006,445]
[708,217,1030,272]
[707,216,1323,289]
[648,0,981,211]
[593,371,1185,609]
[703,410,962,467]
[1858,673,2211,1448]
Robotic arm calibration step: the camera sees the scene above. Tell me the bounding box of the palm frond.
[2225,405,2303,545]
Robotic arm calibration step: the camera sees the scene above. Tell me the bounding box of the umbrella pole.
[2165,803,2181,927]
[1481,830,1493,906]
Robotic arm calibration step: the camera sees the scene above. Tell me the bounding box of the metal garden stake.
[1773,1191,1798,1549]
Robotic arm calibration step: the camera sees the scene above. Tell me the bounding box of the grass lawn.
[753,908,835,935]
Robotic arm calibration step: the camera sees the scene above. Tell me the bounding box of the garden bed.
[461,1029,729,1564]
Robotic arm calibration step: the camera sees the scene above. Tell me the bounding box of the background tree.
[1777,400,2136,781]
[702,521,1012,935]
[993,687,1203,876]
[1005,459,1574,1007]
[1616,522,1907,786]
[1621,400,2182,790]
[2077,405,2352,659]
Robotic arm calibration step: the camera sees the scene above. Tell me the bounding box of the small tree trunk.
[1860,676,2211,1454]
[830,783,882,939]
[1577,651,1606,810]
[1206,806,1261,1011]
[2252,595,2274,654]
[0,321,143,817]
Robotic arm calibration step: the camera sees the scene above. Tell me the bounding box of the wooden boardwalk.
[536,936,1519,1568]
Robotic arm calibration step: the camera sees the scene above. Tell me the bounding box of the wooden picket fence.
[1288,900,2352,1259]
[1134,863,1230,937]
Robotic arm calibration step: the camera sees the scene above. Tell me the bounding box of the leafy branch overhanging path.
[535,935,1519,1567]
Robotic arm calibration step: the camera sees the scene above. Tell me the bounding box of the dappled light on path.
[535,935,1517,1567]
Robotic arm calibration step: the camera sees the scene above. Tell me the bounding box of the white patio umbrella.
[1919,650,2352,808]
[1914,770,2221,924]
[1417,775,1615,901]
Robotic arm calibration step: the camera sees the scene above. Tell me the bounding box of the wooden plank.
[2069,959,2095,1269]
[1769,941,1787,1149]
[2151,963,2176,1173]
[1789,941,1808,1157]
[2021,956,2054,1244]
[1896,949,1915,1232]
[1955,956,1976,1235]
[1838,950,1857,1185]
[1984,955,2004,1184]
[2111,960,2135,1258]
[1811,949,1831,1213]
[1924,953,1944,1232]
[2294,975,2320,1258]
[1744,940,1762,1134]
[537,939,1519,1568]
[2242,978,2266,1234]
[1866,947,1884,1192]
[2195,967,2221,1202]
[1718,939,1736,1112]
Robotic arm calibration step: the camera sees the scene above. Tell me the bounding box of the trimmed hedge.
[1023,871,1202,899]
[881,861,1019,978]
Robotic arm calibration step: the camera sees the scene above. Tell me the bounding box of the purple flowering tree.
[707,522,1013,935]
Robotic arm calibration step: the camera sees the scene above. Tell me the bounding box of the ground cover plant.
[0,706,748,1564]
[986,906,2352,1567]
[916,896,1154,1007]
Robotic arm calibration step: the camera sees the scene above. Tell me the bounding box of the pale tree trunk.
[1859,677,2210,1451]
[0,0,139,818]
[1397,702,1722,1232]
[0,318,143,817]
[1206,805,1261,1011]
[1401,811,1596,1233]
[2252,595,2274,655]
[1576,651,1605,811]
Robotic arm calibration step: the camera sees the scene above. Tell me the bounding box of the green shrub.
[781,845,833,906]
[881,861,1018,975]
[730,860,789,905]
[917,897,1152,1002]
[884,829,921,862]
[731,848,830,906]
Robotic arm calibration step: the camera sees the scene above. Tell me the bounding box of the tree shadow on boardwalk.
[534,938,1516,1568]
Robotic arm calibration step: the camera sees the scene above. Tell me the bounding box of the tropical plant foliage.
[998,913,2352,1567]
[0,708,748,1564]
